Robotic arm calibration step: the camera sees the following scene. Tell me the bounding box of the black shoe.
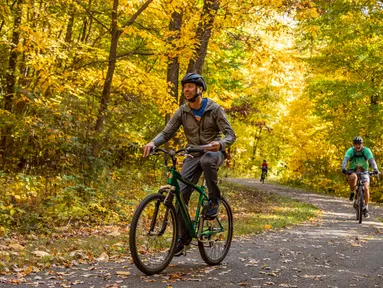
[204,199,219,218]
[363,208,370,218]
[349,192,354,201]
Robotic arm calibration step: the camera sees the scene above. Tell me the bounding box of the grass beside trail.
[0,181,321,276]
[220,181,321,235]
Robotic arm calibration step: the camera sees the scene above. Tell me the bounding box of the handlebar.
[347,171,378,176]
[150,145,211,158]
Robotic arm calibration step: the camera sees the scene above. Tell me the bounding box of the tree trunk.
[167,9,183,105]
[252,126,263,160]
[92,0,120,157]
[165,8,183,152]
[0,20,4,34]
[1,0,23,168]
[80,0,93,43]
[92,0,154,157]
[4,1,22,112]
[65,4,76,43]
[186,0,219,74]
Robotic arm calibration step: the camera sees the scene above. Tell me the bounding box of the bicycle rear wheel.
[358,188,364,224]
[260,171,266,183]
[198,197,233,265]
[129,193,177,275]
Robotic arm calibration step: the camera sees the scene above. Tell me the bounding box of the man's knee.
[200,153,217,170]
[348,173,357,180]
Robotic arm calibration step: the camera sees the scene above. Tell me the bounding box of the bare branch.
[123,0,154,28]
[75,0,111,33]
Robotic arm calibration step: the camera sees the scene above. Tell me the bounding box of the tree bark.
[65,3,76,43]
[186,0,219,74]
[167,9,183,106]
[92,0,120,157]
[0,20,4,34]
[4,0,22,112]
[1,0,23,168]
[92,0,154,157]
[80,0,93,43]
[165,8,183,151]
[252,126,263,160]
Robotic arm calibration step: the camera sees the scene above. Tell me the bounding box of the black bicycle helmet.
[181,73,207,91]
[353,136,363,144]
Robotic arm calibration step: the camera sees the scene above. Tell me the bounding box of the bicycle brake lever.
[184,153,194,158]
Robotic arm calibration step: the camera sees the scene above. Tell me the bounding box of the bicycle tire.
[359,188,363,224]
[355,199,359,221]
[260,171,266,183]
[129,193,177,275]
[198,196,233,265]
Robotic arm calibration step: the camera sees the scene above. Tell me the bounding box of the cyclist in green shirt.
[341,136,379,218]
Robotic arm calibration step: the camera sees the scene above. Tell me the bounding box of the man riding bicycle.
[143,73,236,254]
[341,136,379,218]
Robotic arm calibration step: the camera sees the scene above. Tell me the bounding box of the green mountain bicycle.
[129,147,233,275]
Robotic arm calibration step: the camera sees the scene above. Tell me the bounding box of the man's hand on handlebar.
[203,141,221,152]
[143,142,156,157]
[143,142,222,158]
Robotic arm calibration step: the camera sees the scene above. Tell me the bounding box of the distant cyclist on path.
[260,159,268,182]
[341,136,379,218]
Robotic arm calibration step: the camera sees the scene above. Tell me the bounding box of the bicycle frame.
[356,176,363,194]
[157,148,225,240]
[354,171,371,200]
[350,171,375,223]
[169,166,229,240]
[130,147,233,275]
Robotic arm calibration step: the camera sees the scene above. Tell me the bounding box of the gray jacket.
[152,98,236,150]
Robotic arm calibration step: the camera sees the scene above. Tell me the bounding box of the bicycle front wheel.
[198,197,233,265]
[358,188,364,224]
[129,193,177,275]
[355,199,359,220]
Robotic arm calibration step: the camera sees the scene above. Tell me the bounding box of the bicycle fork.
[148,187,174,236]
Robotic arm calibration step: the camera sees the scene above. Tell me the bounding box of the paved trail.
[2,179,383,288]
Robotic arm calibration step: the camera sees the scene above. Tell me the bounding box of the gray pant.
[180,151,225,203]
[177,151,225,239]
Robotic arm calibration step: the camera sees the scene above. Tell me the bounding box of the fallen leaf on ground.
[96,252,109,261]
[32,251,50,257]
[8,244,25,251]
[116,271,131,276]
